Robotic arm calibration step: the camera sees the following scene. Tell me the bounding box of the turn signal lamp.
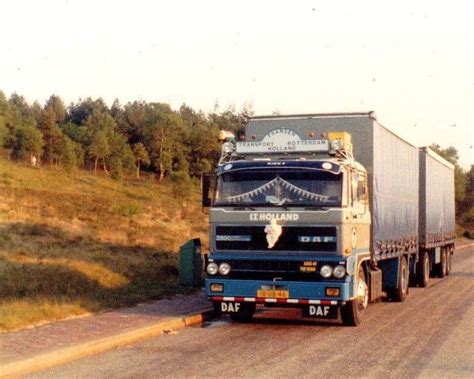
[210,283,224,292]
[325,287,340,297]
[328,132,353,154]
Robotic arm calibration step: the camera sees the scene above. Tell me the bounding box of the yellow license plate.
[257,290,289,298]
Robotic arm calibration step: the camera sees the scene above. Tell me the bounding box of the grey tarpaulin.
[419,147,455,248]
[246,113,420,259]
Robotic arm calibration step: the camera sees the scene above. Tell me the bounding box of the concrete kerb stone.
[0,308,216,378]
[456,241,474,250]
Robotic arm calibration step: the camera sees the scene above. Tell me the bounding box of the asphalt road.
[31,245,473,379]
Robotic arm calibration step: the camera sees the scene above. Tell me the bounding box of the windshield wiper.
[232,206,256,211]
[304,206,330,211]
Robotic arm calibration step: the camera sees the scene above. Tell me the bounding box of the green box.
[179,238,202,286]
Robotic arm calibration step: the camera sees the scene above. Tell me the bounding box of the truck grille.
[215,226,337,252]
[211,259,341,282]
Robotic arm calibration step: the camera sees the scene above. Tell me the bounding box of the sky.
[0,0,472,168]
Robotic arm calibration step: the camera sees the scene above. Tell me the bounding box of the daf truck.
[202,112,455,326]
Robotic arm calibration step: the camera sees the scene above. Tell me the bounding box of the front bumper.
[205,278,351,304]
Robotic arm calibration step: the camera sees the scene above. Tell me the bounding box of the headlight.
[320,265,333,278]
[218,263,231,276]
[330,139,343,150]
[333,265,346,278]
[222,142,234,153]
[206,262,218,275]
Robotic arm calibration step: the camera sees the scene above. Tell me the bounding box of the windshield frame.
[214,167,344,208]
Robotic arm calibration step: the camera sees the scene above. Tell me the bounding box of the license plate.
[302,305,338,319]
[257,290,289,298]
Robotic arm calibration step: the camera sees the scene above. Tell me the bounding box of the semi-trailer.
[417,147,456,287]
[202,112,455,325]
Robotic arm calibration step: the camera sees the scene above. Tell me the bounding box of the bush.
[462,208,474,224]
[113,203,142,217]
[462,230,474,239]
[171,170,193,199]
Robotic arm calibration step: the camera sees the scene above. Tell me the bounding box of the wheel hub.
[357,278,369,309]
[424,257,429,282]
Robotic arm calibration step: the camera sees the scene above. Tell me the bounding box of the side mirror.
[202,173,215,213]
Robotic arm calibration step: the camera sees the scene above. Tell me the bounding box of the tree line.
[0,91,252,182]
[0,90,471,230]
[429,144,473,234]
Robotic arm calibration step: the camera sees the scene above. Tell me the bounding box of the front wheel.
[341,266,368,326]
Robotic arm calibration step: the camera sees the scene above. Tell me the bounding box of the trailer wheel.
[341,266,368,326]
[436,249,447,278]
[229,303,256,322]
[392,256,409,302]
[446,250,452,276]
[417,251,430,288]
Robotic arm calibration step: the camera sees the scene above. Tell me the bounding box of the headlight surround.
[320,265,333,278]
[206,262,218,275]
[333,265,346,278]
[218,262,231,276]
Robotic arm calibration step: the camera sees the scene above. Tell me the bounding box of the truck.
[202,112,455,326]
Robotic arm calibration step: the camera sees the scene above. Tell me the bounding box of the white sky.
[0,0,472,168]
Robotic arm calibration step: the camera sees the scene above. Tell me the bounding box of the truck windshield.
[215,170,342,207]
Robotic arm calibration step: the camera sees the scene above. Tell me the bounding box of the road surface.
[31,245,473,378]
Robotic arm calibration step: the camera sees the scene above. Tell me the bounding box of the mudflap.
[368,266,383,302]
[378,258,400,291]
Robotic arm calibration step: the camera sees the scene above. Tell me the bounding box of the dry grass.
[0,158,208,332]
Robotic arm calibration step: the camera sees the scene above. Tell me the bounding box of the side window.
[351,171,359,204]
[357,172,368,203]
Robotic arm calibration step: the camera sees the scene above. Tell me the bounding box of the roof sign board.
[235,128,329,154]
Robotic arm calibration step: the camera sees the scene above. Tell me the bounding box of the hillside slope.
[0,158,208,332]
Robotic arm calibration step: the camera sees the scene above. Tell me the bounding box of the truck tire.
[446,249,452,276]
[229,303,256,322]
[341,267,368,326]
[416,251,430,288]
[391,256,409,302]
[436,249,447,278]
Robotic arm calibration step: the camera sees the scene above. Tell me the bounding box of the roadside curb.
[0,308,216,378]
[457,242,474,249]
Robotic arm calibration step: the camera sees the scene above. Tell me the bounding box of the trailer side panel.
[419,148,455,248]
[371,122,419,260]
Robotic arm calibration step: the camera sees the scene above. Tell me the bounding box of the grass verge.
[0,158,207,332]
